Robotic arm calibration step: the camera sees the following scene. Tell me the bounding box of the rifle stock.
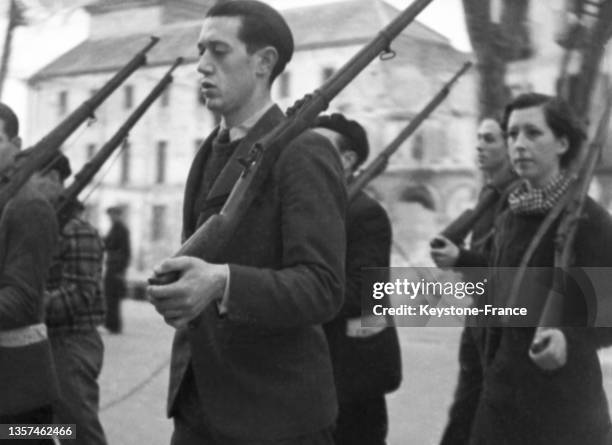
[347,61,472,201]
[531,86,612,332]
[149,0,435,285]
[55,57,182,227]
[433,185,500,246]
[0,36,159,210]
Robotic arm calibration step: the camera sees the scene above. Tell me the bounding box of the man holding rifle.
[0,103,59,442]
[30,154,108,445]
[314,114,402,445]
[147,1,346,444]
[430,117,516,444]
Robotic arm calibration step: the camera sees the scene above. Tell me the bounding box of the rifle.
[0,36,159,210]
[527,86,612,352]
[498,82,612,351]
[348,61,472,202]
[150,0,435,284]
[55,58,183,228]
[430,183,502,248]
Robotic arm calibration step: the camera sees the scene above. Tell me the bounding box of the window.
[124,85,134,109]
[160,86,170,108]
[156,140,167,184]
[87,143,96,160]
[58,91,68,115]
[151,205,166,241]
[411,132,424,162]
[120,141,130,185]
[278,72,291,98]
[321,67,335,82]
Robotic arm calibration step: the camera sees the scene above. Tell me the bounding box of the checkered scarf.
[508,172,573,215]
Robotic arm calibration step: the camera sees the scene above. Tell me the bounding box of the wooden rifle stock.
[433,185,500,246]
[532,86,612,332]
[0,36,159,210]
[149,0,435,285]
[55,58,182,227]
[347,61,472,201]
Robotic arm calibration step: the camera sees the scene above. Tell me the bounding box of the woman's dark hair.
[206,0,293,84]
[502,93,586,167]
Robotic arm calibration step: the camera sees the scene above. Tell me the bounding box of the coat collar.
[183,104,285,237]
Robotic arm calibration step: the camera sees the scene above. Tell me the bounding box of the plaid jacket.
[45,216,105,335]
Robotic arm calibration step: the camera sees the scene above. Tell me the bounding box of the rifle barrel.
[0,36,159,209]
[56,57,183,225]
[348,61,471,201]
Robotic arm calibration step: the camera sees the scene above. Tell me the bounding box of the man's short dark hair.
[0,102,19,139]
[314,113,370,168]
[503,93,585,167]
[206,0,293,83]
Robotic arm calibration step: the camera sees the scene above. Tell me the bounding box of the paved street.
[98,300,612,445]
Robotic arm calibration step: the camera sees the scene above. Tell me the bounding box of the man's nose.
[197,54,214,76]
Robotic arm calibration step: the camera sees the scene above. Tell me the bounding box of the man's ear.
[341,150,359,173]
[556,135,569,157]
[11,136,21,150]
[255,46,278,80]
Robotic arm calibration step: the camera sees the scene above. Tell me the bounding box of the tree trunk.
[567,0,612,116]
[0,0,18,100]
[462,0,531,120]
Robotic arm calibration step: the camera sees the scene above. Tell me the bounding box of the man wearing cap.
[0,102,59,442]
[314,114,402,445]
[147,1,345,444]
[430,117,516,445]
[33,154,108,445]
[103,205,130,334]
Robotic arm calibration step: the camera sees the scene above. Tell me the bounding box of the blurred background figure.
[36,154,108,445]
[103,205,130,334]
[314,113,402,445]
[0,101,59,443]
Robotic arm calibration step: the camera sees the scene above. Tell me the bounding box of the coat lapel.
[195,105,285,227]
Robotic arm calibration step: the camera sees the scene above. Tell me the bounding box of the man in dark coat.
[314,114,402,445]
[0,102,59,443]
[103,205,130,334]
[147,2,346,444]
[430,118,517,444]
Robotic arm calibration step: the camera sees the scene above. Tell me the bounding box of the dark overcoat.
[323,190,401,403]
[0,185,59,415]
[168,105,347,441]
[103,221,130,298]
[470,198,612,445]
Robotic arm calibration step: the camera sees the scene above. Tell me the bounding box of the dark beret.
[314,113,370,165]
[43,152,72,181]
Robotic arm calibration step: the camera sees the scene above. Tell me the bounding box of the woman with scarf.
[468,93,612,445]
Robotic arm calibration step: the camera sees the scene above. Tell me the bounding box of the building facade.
[28,0,478,275]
